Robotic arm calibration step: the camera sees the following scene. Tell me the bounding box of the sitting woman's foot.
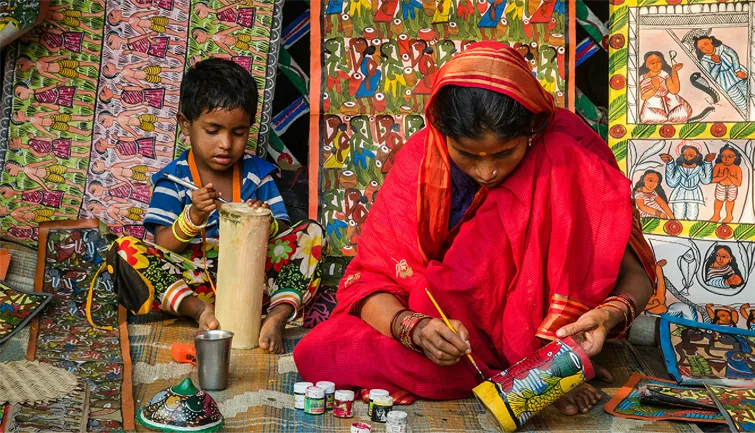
[197,303,219,330]
[259,304,295,354]
[553,383,602,415]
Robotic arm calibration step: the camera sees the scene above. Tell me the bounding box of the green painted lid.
[171,378,199,396]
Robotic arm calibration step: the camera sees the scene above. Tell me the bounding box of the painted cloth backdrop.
[309,0,576,256]
[0,0,282,245]
[608,0,755,328]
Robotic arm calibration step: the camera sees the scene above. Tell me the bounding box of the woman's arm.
[359,292,472,366]
[557,244,654,357]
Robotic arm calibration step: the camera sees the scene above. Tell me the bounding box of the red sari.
[294,42,655,403]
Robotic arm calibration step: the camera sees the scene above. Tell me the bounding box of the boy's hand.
[245,199,270,210]
[246,200,272,222]
[190,183,221,224]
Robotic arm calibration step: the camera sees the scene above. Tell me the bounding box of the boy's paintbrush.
[424,288,485,380]
[163,173,229,203]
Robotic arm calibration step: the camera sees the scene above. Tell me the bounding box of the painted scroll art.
[608,0,755,326]
[603,373,725,423]
[309,0,577,256]
[659,314,755,386]
[706,383,755,432]
[0,0,280,245]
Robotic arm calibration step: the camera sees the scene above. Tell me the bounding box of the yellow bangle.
[172,220,193,243]
[177,215,199,237]
[268,218,279,239]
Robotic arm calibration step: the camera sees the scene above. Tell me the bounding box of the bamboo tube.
[214,203,270,349]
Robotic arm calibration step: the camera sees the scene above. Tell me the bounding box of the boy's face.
[179,107,251,172]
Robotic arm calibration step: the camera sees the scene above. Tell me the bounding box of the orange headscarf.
[417,42,557,262]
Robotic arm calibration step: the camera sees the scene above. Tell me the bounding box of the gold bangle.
[172,220,193,243]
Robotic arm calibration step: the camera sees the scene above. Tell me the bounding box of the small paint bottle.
[304,386,325,415]
[293,382,313,410]
[386,410,408,433]
[333,389,355,418]
[350,422,372,433]
[371,395,394,423]
[316,381,336,410]
[368,389,389,417]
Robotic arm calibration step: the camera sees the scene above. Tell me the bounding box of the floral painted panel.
[310,0,577,256]
[609,0,755,326]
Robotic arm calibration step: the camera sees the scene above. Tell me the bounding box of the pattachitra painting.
[609,0,755,327]
[0,0,281,245]
[309,0,577,256]
[659,314,755,385]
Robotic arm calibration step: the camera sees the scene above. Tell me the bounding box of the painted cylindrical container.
[473,336,594,432]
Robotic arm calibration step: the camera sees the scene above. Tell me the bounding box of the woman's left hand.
[555,306,625,358]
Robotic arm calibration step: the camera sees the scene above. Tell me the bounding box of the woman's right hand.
[189,183,221,224]
[412,318,472,366]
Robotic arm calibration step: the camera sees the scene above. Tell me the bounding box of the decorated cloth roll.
[474,337,594,432]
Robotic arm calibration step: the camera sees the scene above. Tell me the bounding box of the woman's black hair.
[705,245,744,287]
[693,36,723,60]
[364,46,376,56]
[633,169,668,203]
[429,85,546,141]
[716,144,742,166]
[638,51,672,75]
[676,145,704,167]
[179,58,258,122]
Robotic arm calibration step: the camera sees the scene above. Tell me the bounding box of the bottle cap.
[335,389,355,401]
[316,381,336,393]
[294,382,313,393]
[306,386,325,399]
[387,410,407,423]
[368,389,389,400]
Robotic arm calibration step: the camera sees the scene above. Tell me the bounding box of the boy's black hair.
[179,58,258,122]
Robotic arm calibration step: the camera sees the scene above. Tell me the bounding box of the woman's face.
[643,173,659,190]
[716,310,732,323]
[697,38,715,56]
[715,248,732,267]
[447,132,529,188]
[646,54,663,73]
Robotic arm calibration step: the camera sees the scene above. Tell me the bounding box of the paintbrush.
[163,173,229,203]
[424,288,486,380]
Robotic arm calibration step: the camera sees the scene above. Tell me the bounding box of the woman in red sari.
[294,42,656,415]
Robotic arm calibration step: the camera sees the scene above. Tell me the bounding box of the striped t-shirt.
[144,150,289,241]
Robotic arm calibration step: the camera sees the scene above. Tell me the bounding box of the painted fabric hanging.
[0,0,282,245]
[609,0,755,326]
[309,0,577,256]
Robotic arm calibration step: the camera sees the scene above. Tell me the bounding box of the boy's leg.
[108,236,216,328]
[259,220,326,353]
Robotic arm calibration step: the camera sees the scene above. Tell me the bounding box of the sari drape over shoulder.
[294,42,655,403]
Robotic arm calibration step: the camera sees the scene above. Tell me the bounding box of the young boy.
[108,59,324,353]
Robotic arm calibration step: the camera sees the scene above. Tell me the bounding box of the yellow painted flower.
[292,227,324,277]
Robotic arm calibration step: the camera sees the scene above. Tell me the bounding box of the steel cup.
[194,330,234,391]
